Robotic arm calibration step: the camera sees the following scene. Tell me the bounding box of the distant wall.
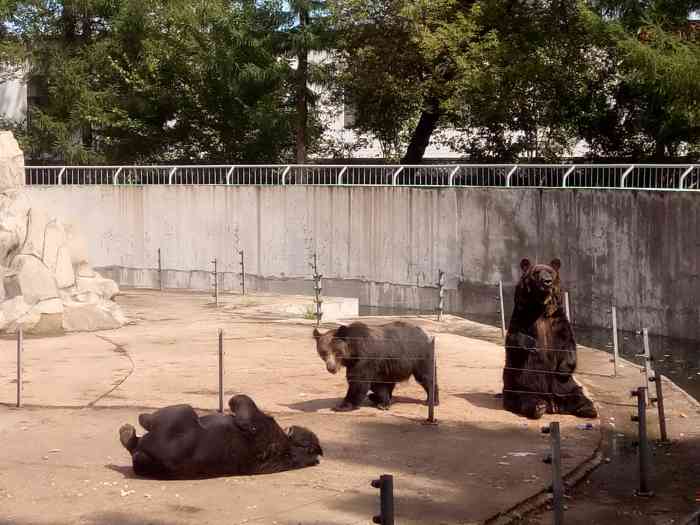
[24,186,700,341]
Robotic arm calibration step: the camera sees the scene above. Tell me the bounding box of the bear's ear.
[312,328,321,339]
[335,325,348,339]
[520,258,531,273]
[550,258,561,272]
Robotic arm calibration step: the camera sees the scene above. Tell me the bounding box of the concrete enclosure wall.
[24,186,700,341]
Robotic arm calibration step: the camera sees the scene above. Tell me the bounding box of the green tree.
[0,0,301,163]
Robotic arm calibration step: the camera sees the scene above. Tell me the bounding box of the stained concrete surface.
[0,290,696,524]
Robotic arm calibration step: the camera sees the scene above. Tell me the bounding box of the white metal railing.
[23,164,700,190]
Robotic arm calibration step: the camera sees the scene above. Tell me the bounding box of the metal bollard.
[542,422,564,525]
[16,327,23,408]
[158,248,164,291]
[423,338,438,426]
[631,386,654,497]
[310,253,323,326]
[610,306,620,377]
[239,250,245,296]
[498,280,506,339]
[436,270,445,321]
[639,329,655,405]
[371,474,394,525]
[211,258,219,306]
[649,375,668,442]
[218,329,224,413]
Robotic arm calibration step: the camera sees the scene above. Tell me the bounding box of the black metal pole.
[424,337,437,425]
[371,474,394,525]
[239,250,245,296]
[631,386,654,497]
[550,422,564,525]
[158,248,163,291]
[212,258,218,306]
[651,376,668,442]
[16,327,23,408]
[218,329,224,413]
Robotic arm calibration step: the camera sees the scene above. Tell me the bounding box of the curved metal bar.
[505,165,518,187]
[281,165,291,185]
[392,166,404,186]
[561,165,576,188]
[679,165,695,189]
[448,166,460,186]
[337,166,348,185]
[113,167,123,185]
[620,165,635,188]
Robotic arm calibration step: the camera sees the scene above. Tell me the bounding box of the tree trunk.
[295,9,309,164]
[654,138,666,161]
[401,97,441,164]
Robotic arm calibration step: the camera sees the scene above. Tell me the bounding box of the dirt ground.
[0,290,697,525]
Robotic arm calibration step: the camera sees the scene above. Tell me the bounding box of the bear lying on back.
[503,258,597,420]
[118,394,323,479]
[313,321,438,412]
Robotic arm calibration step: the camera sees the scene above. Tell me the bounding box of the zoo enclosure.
[24,164,700,190]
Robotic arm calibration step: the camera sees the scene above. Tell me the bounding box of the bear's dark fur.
[118,394,323,479]
[503,258,597,420]
[313,321,438,412]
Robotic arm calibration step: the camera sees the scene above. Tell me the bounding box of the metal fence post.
[16,327,23,408]
[423,338,438,426]
[436,270,445,321]
[650,375,668,442]
[550,422,564,525]
[641,328,655,405]
[611,306,619,376]
[498,280,506,338]
[218,329,224,413]
[371,474,395,525]
[158,248,164,291]
[212,258,218,306]
[239,250,245,296]
[310,253,322,326]
[631,386,653,497]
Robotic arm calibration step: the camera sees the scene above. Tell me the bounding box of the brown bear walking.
[503,258,597,420]
[313,321,438,412]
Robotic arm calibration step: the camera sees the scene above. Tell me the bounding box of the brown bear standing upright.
[502,258,597,420]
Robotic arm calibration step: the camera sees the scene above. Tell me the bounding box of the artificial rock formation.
[0,131,126,334]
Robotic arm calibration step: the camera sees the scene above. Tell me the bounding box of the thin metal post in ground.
[611,306,619,377]
[218,329,224,413]
[631,386,654,497]
[498,280,506,338]
[371,474,395,525]
[650,375,668,442]
[16,327,23,408]
[239,250,245,296]
[564,292,571,324]
[211,258,218,306]
[424,337,438,425]
[436,270,445,321]
[549,421,564,525]
[642,328,655,404]
[158,248,163,291]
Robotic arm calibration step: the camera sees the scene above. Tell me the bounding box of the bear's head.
[286,425,324,468]
[312,326,350,374]
[517,257,562,311]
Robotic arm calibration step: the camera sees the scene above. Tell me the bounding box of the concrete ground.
[0,290,696,525]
